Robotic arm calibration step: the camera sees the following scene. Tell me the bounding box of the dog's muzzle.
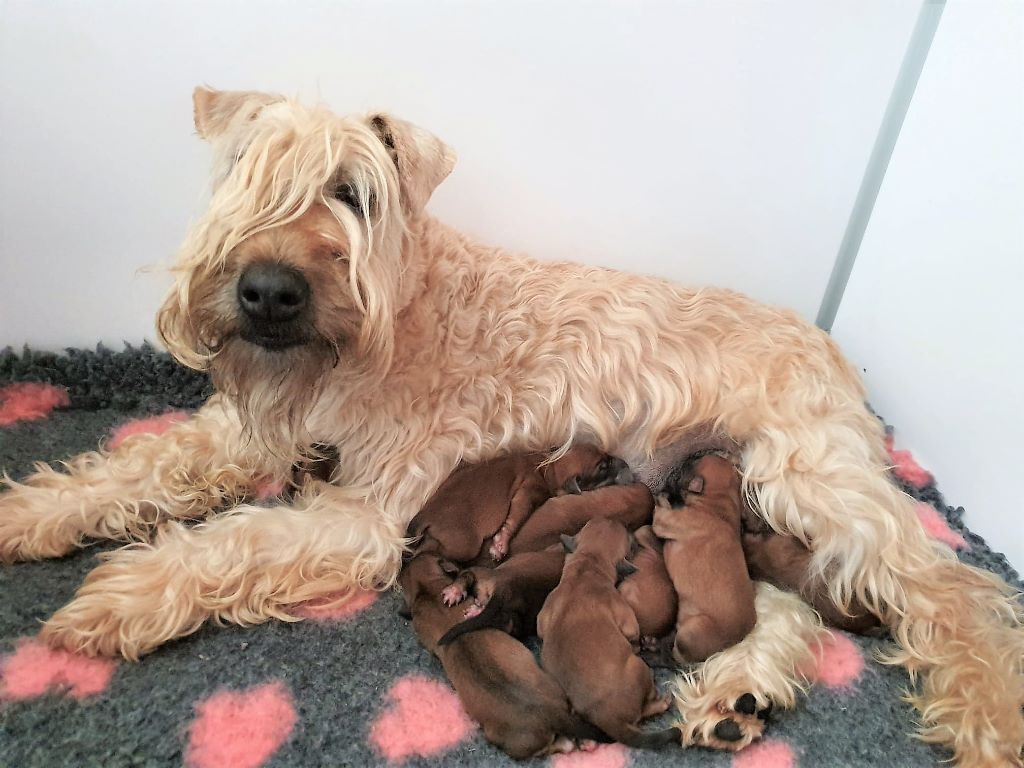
[237,262,311,350]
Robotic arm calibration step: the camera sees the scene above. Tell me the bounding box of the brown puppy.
[617,525,677,641]
[537,519,679,749]
[398,553,602,758]
[653,455,756,664]
[742,531,881,635]
[508,482,654,555]
[437,548,566,645]
[408,445,634,563]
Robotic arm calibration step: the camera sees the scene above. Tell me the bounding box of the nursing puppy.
[617,525,677,641]
[653,455,756,664]
[437,548,566,645]
[399,553,601,758]
[408,445,633,562]
[537,519,679,749]
[742,531,881,635]
[508,482,654,555]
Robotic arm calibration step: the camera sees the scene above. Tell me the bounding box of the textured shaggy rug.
[1,346,1020,768]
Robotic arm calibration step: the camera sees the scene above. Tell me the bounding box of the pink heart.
[108,411,189,449]
[185,681,296,768]
[884,434,933,488]
[915,501,968,551]
[369,674,476,762]
[0,638,116,699]
[294,589,379,621]
[733,739,796,768]
[807,630,864,689]
[0,383,69,426]
[551,742,630,768]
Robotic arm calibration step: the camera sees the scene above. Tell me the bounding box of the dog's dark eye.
[332,183,363,213]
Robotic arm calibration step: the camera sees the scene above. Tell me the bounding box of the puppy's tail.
[607,723,681,750]
[559,714,609,745]
[437,596,513,646]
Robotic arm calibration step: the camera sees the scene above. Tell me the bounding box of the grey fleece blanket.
[1,346,1019,768]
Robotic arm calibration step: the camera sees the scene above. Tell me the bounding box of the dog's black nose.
[237,263,310,324]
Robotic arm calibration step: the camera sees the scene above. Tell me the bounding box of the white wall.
[832,0,1024,569]
[0,1,920,349]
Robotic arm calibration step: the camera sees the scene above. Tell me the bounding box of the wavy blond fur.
[0,89,1020,767]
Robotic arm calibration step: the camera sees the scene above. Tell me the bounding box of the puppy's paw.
[463,602,484,619]
[488,533,509,562]
[440,583,467,607]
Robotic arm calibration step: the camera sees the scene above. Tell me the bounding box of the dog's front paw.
[39,541,203,661]
[0,491,80,563]
[679,693,770,752]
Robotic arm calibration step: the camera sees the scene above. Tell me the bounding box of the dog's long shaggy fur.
[1,88,1021,766]
[674,582,825,751]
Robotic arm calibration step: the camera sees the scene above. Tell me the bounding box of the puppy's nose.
[237,263,310,323]
[610,457,635,485]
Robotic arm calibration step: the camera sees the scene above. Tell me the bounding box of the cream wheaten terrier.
[1,88,1021,767]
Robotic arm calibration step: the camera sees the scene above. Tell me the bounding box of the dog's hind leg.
[0,397,279,562]
[39,481,400,660]
[674,582,823,751]
[743,411,1024,767]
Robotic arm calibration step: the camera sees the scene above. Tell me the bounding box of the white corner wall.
[0,1,920,349]
[832,0,1024,569]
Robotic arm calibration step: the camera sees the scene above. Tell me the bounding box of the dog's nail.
[713,719,742,743]
[756,701,774,721]
[734,693,757,715]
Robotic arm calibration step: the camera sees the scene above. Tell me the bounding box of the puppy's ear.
[560,534,578,554]
[564,476,584,495]
[438,559,461,580]
[615,560,638,580]
[192,87,282,140]
[368,113,456,215]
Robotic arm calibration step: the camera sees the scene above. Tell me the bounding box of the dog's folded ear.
[615,559,638,581]
[192,87,283,140]
[368,113,457,215]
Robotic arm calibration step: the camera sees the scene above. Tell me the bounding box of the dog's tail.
[437,595,514,646]
[604,723,681,750]
[559,714,609,745]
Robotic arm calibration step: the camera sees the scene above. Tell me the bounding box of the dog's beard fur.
[209,339,336,458]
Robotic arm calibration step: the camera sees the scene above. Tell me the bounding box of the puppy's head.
[566,518,635,574]
[546,445,635,494]
[157,87,456,454]
[398,554,460,612]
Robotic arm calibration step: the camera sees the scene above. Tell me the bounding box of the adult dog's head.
[157,88,455,452]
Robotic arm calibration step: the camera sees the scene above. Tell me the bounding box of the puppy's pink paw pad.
[551,742,629,768]
[0,638,116,700]
[108,411,189,449]
[809,631,864,689]
[440,584,465,607]
[733,739,795,768]
[0,383,69,426]
[914,501,968,551]
[294,589,378,621]
[369,674,475,761]
[185,681,296,768]
[884,434,933,488]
